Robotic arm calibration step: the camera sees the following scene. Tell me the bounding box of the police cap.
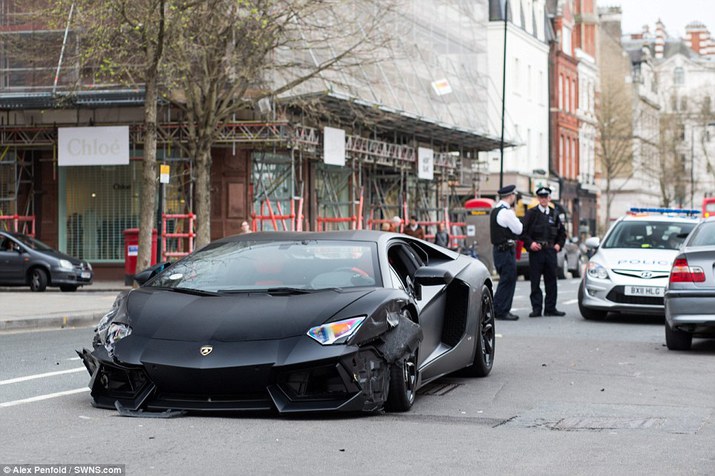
[498,184,516,196]
[535,186,551,196]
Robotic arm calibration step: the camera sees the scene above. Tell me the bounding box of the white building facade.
[480,0,551,196]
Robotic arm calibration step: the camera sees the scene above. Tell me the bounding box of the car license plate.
[81,271,91,279]
[624,286,664,297]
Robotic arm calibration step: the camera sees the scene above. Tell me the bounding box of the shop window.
[64,163,143,261]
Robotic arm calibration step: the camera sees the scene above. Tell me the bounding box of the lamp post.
[691,126,695,210]
[499,0,509,189]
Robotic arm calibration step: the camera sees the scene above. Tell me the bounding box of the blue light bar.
[628,207,701,216]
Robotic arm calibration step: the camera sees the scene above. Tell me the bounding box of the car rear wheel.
[386,348,418,412]
[60,284,78,292]
[557,256,568,280]
[578,283,607,320]
[463,284,495,377]
[29,268,48,292]
[571,256,584,278]
[665,323,692,351]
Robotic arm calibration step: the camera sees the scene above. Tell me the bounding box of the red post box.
[123,228,158,285]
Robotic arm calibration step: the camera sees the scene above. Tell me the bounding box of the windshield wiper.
[266,287,313,295]
[157,286,218,297]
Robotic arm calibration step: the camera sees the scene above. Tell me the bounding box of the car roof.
[616,214,699,224]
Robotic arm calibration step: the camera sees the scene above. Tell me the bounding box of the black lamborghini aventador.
[78,230,496,414]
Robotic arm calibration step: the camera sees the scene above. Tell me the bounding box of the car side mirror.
[412,267,453,300]
[584,236,600,249]
[133,261,170,286]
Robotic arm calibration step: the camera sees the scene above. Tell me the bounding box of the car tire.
[463,284,495,377]
[578,283,607,320]
[60,284,78,292]
[29,268,48,292]
[571,257,584,278]
[665,322,692,351]
[385,348,418,412]
[557,256,567,280]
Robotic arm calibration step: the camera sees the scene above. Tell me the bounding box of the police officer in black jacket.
[521,186,567,317]
[490,184,523,320]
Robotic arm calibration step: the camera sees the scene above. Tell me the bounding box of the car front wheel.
[386,348,418,412]
[463,284,495,377]
[29,268,48,292]
[578,283,607,320]
[665,323,692,350]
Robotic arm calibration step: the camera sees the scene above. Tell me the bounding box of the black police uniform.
[490,185,519,320]
[521,198,566,317]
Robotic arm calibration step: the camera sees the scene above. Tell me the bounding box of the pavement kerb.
[0,311,106,331]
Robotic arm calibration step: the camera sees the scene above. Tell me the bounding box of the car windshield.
[12,234,54,251]
[601,220,696,250]
[685,221,715,246]
[147,239,381,293]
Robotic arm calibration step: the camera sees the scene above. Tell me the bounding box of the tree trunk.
[194,143,213,248]
[137,68,159,273]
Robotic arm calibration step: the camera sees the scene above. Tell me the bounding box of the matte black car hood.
[125,287,374,342]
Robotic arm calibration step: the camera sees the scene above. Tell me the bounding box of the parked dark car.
[0,231,93,292]
[78,230,495,415]
[664,217,715,350]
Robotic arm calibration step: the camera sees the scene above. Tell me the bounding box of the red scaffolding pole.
[0,214,36,236]
[161,212,195,261]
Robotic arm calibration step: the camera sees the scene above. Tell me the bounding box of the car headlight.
[96,292,130,353]
[307,316,365,345]
[105,322,132,355]
[587,262,609,280]
[59,259,74,270]
[85,262,93,271]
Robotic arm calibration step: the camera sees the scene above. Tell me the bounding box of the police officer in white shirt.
[489,184,523,320]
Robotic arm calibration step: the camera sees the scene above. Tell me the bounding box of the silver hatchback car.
[665,217,715,350]
[578,208,699,320]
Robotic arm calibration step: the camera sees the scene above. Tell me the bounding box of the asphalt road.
[2,278,715,475]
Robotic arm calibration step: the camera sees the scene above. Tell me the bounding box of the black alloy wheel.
[386,347,418,412]
[464,284,495,377]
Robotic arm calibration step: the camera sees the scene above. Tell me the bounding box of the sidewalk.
[0,281,131,331]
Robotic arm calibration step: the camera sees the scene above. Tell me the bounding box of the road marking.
[563,299,578,305]
[0,387,89,408]
[0,367,85,386]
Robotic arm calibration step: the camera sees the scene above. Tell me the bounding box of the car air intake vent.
[611,269,670,279]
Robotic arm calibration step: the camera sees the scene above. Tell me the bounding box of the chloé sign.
[58,126,130,166]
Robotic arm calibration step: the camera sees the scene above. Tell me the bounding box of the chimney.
[685,21,714,56]
[655,19,665,59]
[598,6,622,40]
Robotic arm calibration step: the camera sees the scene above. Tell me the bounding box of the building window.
[674,67,685,86]
[572,78,577,112]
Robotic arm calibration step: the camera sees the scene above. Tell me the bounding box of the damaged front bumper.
[78,323,420,415]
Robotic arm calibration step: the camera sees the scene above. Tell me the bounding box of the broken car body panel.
[79,231,494,414]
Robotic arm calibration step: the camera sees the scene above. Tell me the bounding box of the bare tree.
[42,0,178,272]
[658,111,688,207]
[596,73,634,226]
[163,0,393,247]
[30,0,392,264]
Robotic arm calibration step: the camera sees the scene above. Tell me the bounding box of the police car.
[578,208,700,319]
